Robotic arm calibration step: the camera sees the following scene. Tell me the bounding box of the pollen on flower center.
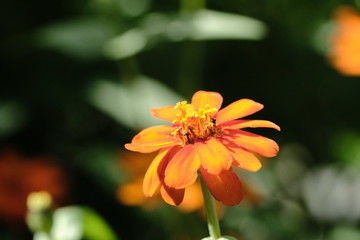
[171,101,220,145]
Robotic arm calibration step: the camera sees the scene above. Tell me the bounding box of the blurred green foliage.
[1,0,360,239]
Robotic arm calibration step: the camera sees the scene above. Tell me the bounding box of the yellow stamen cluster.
[171,101,220,145]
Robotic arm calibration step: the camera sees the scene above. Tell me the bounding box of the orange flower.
[125,91,280,206]
[0,149,67,224]
[117,151,161,209]
[329,6,360,76]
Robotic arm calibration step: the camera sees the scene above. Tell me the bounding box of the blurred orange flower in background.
[125,91,280,207]
[329,6,360,76]
[0,149,68,224]
[116,151,204,212]
[117,151,161,209]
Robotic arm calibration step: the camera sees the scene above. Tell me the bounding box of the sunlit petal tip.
[126,125,180,153]
[191,90,223,110]
[220,120,281,131]
[264,121,281,131]
[124,143,134,151]
[270,143,280,157]
[123,143,158,153]
[221,140,263,172]
[150,106,179,122]
[253,142,279,157]
[262,121,281,131]
[124,143,142,152]
[143,182,157,197]
[264,138,279,157]
[216,99,264,125]
[143,190,154,198]
[233,157,262,172]
[258,141,279,158]
[223,129,280,158]
[251,164,262,172]
[143,171,160,197]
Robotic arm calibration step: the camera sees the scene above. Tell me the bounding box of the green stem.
[199,172,221,239]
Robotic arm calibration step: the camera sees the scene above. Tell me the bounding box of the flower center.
[171,101,220,145]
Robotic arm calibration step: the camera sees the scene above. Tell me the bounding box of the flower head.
[329,6,360,76]
[125,91,280,206]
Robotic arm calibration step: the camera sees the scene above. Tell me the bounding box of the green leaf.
[35,18,117,60]
[187,10,267,41]
[103,10,267,60]
[51,206,118,240]
[103,29,147,59]
[327,226,360,240]
[82,207,118,240]
[88,76,182,129]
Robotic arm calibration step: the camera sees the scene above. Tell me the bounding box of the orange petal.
[150,106,179,122]
[125,125,179,153]
[194,138,232,175]
[143,146,181,196]
[143,147,172,197]
[220,138,262,172]
[164,145,200,189]
[191,91,223,110]
[160,185,185,206]
[215,99,263,125]
[220,120,280,131]
[200,167,243,206]
[222,129,279,157]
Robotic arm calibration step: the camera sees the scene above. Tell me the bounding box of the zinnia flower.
[329,6,360,76]
[125,91,280,206]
